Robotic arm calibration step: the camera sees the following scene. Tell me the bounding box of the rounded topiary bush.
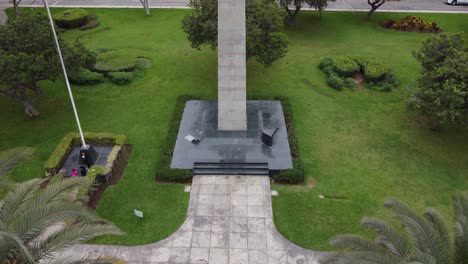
[327,74,345,90]
[53,9,89,29]
[334,57,360,77]
[107,71,136,85]
[364,61,390,81]
[319,57,334,70]
[95,50,139,72]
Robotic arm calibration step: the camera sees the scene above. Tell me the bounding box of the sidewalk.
[60,175,325,264]
[0,6,7,25]
[1,0,468,13]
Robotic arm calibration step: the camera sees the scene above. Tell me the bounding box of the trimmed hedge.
[155,95,197,182]
[95,50,140,72]
[69,68,105,85]
[334,57,360,77]
[319,56,398,92]
[107,71,136,85]
[53,9,89,29]
[270,97,304,184]
[45,132,126,176]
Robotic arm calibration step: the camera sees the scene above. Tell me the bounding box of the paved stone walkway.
[60,175,324,264]
[0,6,8,25]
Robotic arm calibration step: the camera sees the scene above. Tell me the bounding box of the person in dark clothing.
[80,166,87,176]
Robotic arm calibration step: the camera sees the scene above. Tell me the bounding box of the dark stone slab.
[61,146,113,176]
[171,100,293,170]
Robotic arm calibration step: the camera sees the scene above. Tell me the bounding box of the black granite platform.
[171,100,293,170]
[61,146,112,176]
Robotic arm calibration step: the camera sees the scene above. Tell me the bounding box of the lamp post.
[43,0,97,166]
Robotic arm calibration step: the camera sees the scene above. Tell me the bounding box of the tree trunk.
[367,0,385,18]
[0,84,42,117]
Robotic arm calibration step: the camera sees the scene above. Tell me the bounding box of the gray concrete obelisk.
[217,0,247,131]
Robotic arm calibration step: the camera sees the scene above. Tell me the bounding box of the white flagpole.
[43,0,87,147]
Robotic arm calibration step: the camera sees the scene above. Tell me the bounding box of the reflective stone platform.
[171,100,293,171]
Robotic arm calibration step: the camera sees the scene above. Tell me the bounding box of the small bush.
[327,74,345,90]
[334,57,360,77]
[69,68,104,85]
[95,50,140,72]
[344,78,356,89]
[53,9,89,29]
[107,71,136,85]
[382,16,441,33]
[368,82,392,92]
[364,61,390,81]
[322,65,335,75]
[319,57,334,70]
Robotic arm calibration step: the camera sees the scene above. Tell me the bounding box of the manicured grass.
[1,8,467,248]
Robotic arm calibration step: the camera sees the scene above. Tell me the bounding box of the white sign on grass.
[134,209,144,219]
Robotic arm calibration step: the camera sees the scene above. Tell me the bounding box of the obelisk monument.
[217,0,247,131]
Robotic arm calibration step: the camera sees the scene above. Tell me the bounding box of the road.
[1,0,468,13]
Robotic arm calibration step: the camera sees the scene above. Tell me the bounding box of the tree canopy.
[0,11,96,117]
[182,0,288,67]
[279,0,334,26]
[408,33,468,129]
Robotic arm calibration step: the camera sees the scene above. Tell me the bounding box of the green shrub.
[69,68,104,85]
[95,50,140,72]
[368,82,392,92]
[107,71,136,85]
[80,19,100,31]
[345,77,356,89]
[271,96,304,184]
[44,132,126,175]
[319,57,334,70]
[327,74,345,90]
[155,95,197,182]
[53,9,89,29]
[364,61,390,81]
[322,65,335,76]
[334,57,360,77]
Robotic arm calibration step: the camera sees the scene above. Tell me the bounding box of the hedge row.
[270,97,304,184]
[44,132,126,176]
[154,96,305,184]
[154,95,197,182]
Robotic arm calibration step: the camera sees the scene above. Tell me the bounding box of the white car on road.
[446,0,468,5]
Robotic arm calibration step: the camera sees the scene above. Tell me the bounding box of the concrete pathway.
[0,6,8,25]
[60,175,324,264]
[1,0,468,13]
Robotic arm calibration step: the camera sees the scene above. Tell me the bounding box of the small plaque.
[134,209,144,218]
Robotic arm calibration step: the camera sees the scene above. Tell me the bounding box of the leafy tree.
[408,33,468,129]
[322,195,468,264]
[0,178,123,263]
[279,0,334,26]
[367,0,400,18]
[0,147,34,189]
[182,0,288,67]
[0,12,96,117]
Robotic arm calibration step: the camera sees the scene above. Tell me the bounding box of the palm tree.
[0,147,34,189]
[322,194,468,264]
[0,177,123,263]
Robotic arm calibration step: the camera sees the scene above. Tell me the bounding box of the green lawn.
[1,8,467,249]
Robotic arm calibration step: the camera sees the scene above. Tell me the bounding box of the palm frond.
[30,223,122,262]
[453,192,468,264]
[13,201,99,243]
[0,179,42,229]
[321,251,402,264]
[331,234,389,254]
[34,177,91,205]
[384,198,447,263]
[0,147,34,178]
[0,230,35,263]
[361,216,410,257]
[423,207,452,262]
